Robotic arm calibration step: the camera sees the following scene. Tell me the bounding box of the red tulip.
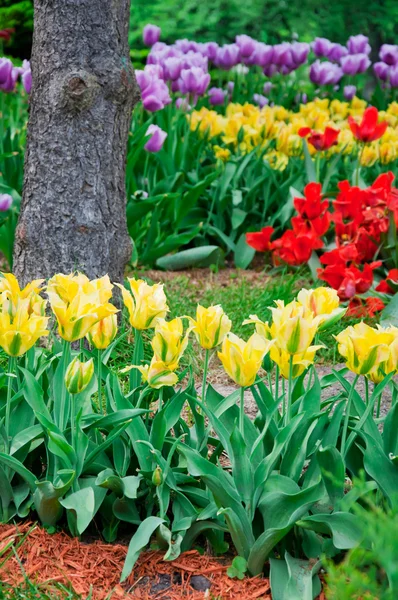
[375,268,398,294]
[271,231,316,266]
[292,214,330,240]
[294,182,329,220]
[298,126,340,151]
[246,226,274,252]
[346,296,385,318]
[318,260,381,300]
[348,106,388,143]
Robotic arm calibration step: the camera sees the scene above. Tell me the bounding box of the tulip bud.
[187,305,231,350]
[151,317,189,368]
[152,466,163,487]
[218,333,274,387]
[65,357,94,394]
[335,323,394,378]
[87,314,118,350]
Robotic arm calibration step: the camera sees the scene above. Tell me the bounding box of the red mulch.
[0,522,275,599]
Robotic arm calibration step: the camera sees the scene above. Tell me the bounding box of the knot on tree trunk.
[63,70,99,112]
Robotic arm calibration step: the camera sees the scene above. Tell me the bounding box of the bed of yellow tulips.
[0,271,397,597]
[191,98,398,169]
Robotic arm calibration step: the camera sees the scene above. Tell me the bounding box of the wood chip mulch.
[0,522,274,599]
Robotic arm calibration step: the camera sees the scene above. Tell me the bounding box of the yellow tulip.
[47,273,118,342]
[368,326,398,383]
[213,145,231,162]
[87,314,118,350]
[296,287,346,330]
[187,304,231,350]
[218,332,274,387]
[65,357,95,394]
[335,322,392,377]
[0,295,49,357]
[116,278,168,330]
[269,300,322,355]
[127,357,178,389]
[270,344,323,379]
[0,273,45,316]
[151,317,190,369]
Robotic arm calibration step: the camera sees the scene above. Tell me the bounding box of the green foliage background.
[2,0,398,58]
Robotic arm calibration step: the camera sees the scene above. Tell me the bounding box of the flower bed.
[0,271,397,598]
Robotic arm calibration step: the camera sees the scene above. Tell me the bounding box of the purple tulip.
[143,24,161,47]
[178,66,210,96]
[373,61,390,81]
[290,42,310,66]
[182,51,208,71]
[379,44,398,66]
[343,85,357,100]
[236,35,257,59]
[347,34,371,55]
[201,42,219,61]
[163,57,182,81]
[263,82,273,95]
[263,64,278,78]
[0,194,12,211]
[309,60,342,85]
[273,43,293,67]
[253,93,269,108]
[214,44,240,70]
[227,81,235,92]
[175,97,191,111]
[246,42,274,67]
[174,39,199,53]
[22,68,32,94]
[144,124,167,153]
[312,37,333,58]
[390,66,398,88]
[340,53,371,75]
[327,43,348,62]
[0,58,17,92]
[208,87,225,105]
[135,68,171,112]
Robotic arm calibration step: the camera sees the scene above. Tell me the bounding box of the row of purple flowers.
[0,58,31,93]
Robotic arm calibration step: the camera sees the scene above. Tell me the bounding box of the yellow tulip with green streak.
[65,357,95,394]
[128,357,178,389]
[0,294,49,357]
[187,304,231,349]
[297,287,346,331]
[116,278,168,330]
[269,300,321,355]
[87,314,118,350]
[47,273,118,342]
[335,322,394,377]
[0,272,46,317]
[218,332,274,387]
[151,317,190,369]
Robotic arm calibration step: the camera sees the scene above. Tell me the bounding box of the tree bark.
[14,0,140,285]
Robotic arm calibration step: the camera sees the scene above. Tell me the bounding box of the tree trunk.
[14,0,140,285]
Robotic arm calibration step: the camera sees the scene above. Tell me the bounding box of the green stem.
[355,144,365,186]
[364,376,369,407]
[97,349,103,414]
[376,389,383,419]
[59,340,71,430]
[202,349,209,402]
[4,356,16,453]
[158,387,164,413]
[239,386,245,436]
[70,394,76,452]
[286,355,294,426]
[341,374,359,457]
[130,328,143,392]
[315,153,321,183]
[274,364,279,402]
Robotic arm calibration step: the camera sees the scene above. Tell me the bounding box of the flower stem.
[239,386,245,436]
[286,355,294,425]
[4,356,16,453]
[202,349,209,402]
[59,339,71,430]
[130,328,143,392]
[341,374,359,457]
[355,144,365,186]
[158,387,164,413]
[98,349,103,414]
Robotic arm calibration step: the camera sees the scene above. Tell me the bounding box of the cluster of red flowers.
[246,171,398,313]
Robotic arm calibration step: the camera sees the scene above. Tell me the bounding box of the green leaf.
[234,233,255,269]
[121,516,165,582]
[380,293,398,327]
[297,512,362,549]
[302,140,316,183]
[0,452,36,491]
[60,488,95,535]
[156,246,223,270]
[317,446,345,506]
[363,433,398,509]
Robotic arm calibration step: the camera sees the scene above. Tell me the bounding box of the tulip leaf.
[19,367,52,423]
[60,487,95,535]
[0,452,37,492]
[317,446,345,506]
[156,246,223,270]
[363,433,398,510]
[121,516,165,582]
[380,292,398,328]
[383,402,398,457]
[234,233,255,269]
[296,512,362,549]
[270,553,322,600]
